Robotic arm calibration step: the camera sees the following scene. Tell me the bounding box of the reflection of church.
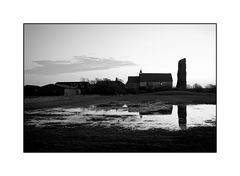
[136,104,187,129]
[139,105,173,115]
[128,104,187,129]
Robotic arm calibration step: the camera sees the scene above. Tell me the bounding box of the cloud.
[25,56,137,75]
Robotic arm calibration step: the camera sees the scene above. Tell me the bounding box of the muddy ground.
[24,91,216,152]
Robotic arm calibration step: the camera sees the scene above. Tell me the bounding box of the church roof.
[139,73,172,82]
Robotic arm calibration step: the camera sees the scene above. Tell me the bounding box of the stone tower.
[176,58,186,89]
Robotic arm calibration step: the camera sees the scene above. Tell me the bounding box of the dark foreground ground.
[24,91,216,152]
[24,125,216,152]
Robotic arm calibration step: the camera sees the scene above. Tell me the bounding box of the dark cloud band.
[25,56,136,75]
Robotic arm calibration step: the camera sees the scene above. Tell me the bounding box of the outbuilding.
[24,85,40,96]
[39,84,81,96]
[56,82,91,94]
[64,88,81,96]
[39,84,65,96]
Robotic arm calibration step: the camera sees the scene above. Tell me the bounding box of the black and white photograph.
[2,0,240,176]
[24,23,216,152]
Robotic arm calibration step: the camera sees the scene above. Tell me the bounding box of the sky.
[24,24,216,87]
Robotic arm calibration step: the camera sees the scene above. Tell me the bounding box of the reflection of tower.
[177,105,187,129]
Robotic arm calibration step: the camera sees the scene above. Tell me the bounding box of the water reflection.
[140,105,173,115]
[139,104,173,119]
[178,105,187,130]
[25,104,216,131]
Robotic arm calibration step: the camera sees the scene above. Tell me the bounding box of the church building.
[126,69,173,91]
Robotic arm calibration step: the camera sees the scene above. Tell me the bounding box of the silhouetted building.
[56,81,91,94]
[176,58,187,89]
[64,88,81,96]
[39,84,65,96]
[39,84,81,96]
[24,85,40,96]
[126,70,173,91]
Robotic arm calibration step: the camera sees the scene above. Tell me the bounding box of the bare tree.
[103,78,111,82]
[80,77,86,82]
[116,77,124,83]
[187,84,192,89]
[192,83,203,89]
[89,80,96,84]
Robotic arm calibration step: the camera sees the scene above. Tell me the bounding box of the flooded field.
[24,94,216,152]
[25,104,216,131]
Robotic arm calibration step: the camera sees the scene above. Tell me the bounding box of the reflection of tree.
[178,105,187,130]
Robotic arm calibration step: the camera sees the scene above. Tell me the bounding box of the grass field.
[24,125,216,152]
[24,91,216,110]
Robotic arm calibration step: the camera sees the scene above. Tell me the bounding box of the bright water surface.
[25,104,216,131]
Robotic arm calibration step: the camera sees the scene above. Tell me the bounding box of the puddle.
[25,104,216,131]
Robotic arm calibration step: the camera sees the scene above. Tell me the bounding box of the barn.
[39,84,65,96]
[54,83,81,96]
[56,82,91,94]
[39,84,81,96]
[64,88,81,96]
[24,85,40,96]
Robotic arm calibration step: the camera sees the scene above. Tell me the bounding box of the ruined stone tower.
[176,58,186,89]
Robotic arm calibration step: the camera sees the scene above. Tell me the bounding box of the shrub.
[91,79,127,95]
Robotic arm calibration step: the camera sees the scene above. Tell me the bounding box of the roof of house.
[127,76,139,83]
[24,85,40,88]
[139,73,172,82]
[55,84,79,89]
[55,82,90,89]
[41,84,65,89]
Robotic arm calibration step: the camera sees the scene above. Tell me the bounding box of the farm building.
[39,84,65,96]
[56,82,91,94]
[39,84,81,96]
[126,70,173,91]
[54,84,81,96]
[64,88,81,96]
[24,85,40,96]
